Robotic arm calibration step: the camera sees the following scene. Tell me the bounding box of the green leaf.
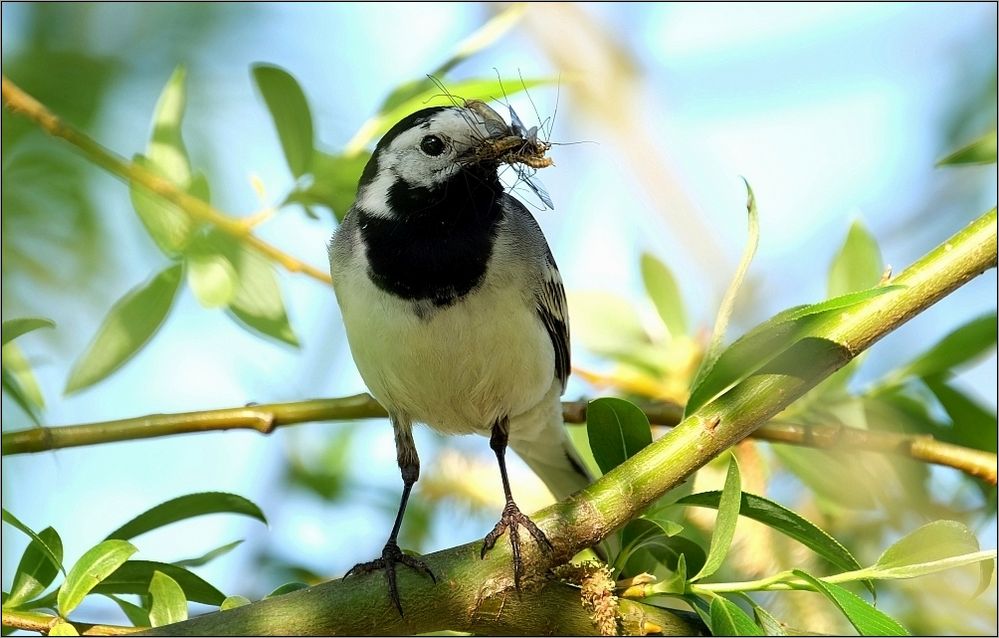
[692,455,741,581]
[266,582,309,598]
[585,398,652,475]
[48,622,79,636]
[748,602,787,636]
[105,492,266,541]
[252,64,314,177]
[827,220,883,297]
[688,180,759,414]
[173,540,244,568]
[286,150,369,221]
[58,540,137,616]
[6,527,64,608]
[2,318,55,346]
[220,595,251,610]
[892,313,998,381]
[129,154,197,255]
[2,345,44,422]
[148,571,188,627]
[64,263,183,394]
[792,570,909,636]
[224,241,299,347]
[104,594,150,627]
[148,66,192,185]
[186,248,237,309]
[640,252,688,339]
[709,596,764,636]
[92,561,224,605]
[923,377,997,453]
[568,291,651,361]
[1,510,65,577]
[428,4,525,81]
[937,129,997,166]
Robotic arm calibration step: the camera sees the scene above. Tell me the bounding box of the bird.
[328,101,591,614]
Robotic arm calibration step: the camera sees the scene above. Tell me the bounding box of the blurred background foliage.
[1,3,996,635]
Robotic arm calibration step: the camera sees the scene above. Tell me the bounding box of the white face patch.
[355,108,495,217]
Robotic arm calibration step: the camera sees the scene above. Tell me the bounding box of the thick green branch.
[137,210,995,635]
[0,76,331,284]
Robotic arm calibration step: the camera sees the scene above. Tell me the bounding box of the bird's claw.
[480,500,554,590]
[344,541,435,616]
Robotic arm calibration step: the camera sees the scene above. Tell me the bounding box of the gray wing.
[536,247,571,391]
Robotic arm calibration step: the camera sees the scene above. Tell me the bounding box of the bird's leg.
[344,419,435,615]
[480,417,554,589]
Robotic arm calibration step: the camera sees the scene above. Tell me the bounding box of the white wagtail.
[328,101,590,613]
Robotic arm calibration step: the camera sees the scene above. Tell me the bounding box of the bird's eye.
[420,135,446,157]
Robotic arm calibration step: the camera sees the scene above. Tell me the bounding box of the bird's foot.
[344,541,435,616]
[480,499,554,590]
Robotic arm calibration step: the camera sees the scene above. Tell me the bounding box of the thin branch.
[4,394,995,484]
[135,208,996,636]
[2,610,141,636]
[0,76,331,285]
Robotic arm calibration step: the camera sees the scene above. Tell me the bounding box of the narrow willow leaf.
[827,220,883,297]
[186,250,237,309]
[224,242,299,347]
[265,582,309,598]
[220,595,251,610]
[2,343,45,410]
[173,540,244,568]
[104,594,149,627]
[2,356,42,424]
[105,492,266,541]
[640,252,688,338]
[431,4,524,78]
[148,571,188,627]
[1,318,55,346]
[286,150,369,221]
[692,456,741,581]
[747,601,787,636]
[48,622,79,636]
[92,560,224,605]
[687,179,759,417]
[58,540,137,616]
[7,527,64,607]
[709,596,764,636]
[890,313,998,382]
[586,398,652,475]
[792,570,909,636]
[252,64,314,177]
[924,377,997,453]
[1,510,65,577]
[629,535,705,587]
[64,263,183,394]
[937,129,997,166]
[129,155,196,255]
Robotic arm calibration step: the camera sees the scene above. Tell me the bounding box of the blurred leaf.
[923,377,997,453]
[266,582,309,598]
[791,570,909,636]
[827,220,883,297]
[148,66,192,186]
[937,129,997,166]
[58,540,137,616]
[773,446,879,510]
[692,456,741,581]
[585,398,652,475]
[174,540,244,568]
[220,595,251,610]
[252,64,314,177]
[430,5,525,82]
[148,571,187,627]
[221,239,299,347]
[677,491,866,581]
[104,594,149,627]
[64,263,183,394]
[286,150,370,221]
[568,291,651,360]
[1,510,65,577]
[48,622,79,636]
[186,248,237,309]
[640,252,688,338]
[6,527,63,608]
[105,492,266,541]
[345,77,551,154]
[709,596,764,636]
[2,348,43,424]
[1,318,55,346]
[688,179,759,414]
[891,313,998,382]
[129,155,197,255]
[92,561,224,605]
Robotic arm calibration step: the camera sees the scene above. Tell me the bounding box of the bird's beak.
[462,100,553,169]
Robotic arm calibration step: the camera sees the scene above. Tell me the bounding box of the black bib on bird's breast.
[358,170,504,308]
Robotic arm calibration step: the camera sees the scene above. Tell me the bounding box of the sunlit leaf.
[58,540,137,616]
[64,263,183,394]
[792,570,909,636]
[173,540,244,568]
[92,560,224,605]
[48,622,78,636]
[148,571,188,627]
[186,249,237,309]
[827,220,883,297]
[105,492,266,541]
[1,510,65,578]
[1,318,55,346]
[937,129,997,166]
[220,595,251,610]
[129,155,197,255]
[6,527,63,608]
[709,596,764,636]
[692,455,741,581]
[252,64,314,177]
[586,398,652,475]
[640,252,688,339]
[286,150,369,221]
[2,348,43,423]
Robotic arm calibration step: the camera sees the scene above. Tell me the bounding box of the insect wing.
[520,166,555,210]
[508,104,528,137]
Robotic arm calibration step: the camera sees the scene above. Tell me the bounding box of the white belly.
[336,269,555,435]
